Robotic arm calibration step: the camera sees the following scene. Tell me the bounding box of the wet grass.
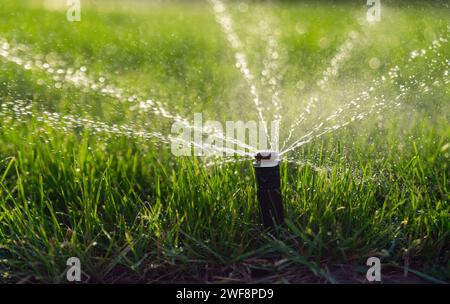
[0,0,449,283]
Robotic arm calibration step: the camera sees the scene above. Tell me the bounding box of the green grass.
[0,0,449,283]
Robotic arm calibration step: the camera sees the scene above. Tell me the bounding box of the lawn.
[0,0,449,283]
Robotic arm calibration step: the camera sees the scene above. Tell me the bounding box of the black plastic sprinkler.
[253,151,284,230]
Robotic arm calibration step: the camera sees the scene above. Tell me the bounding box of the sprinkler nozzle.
[253,151,284,230]
[254,151,280,167]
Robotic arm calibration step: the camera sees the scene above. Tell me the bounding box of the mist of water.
[1,9,448,163]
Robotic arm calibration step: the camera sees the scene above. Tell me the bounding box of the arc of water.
[280,96,316,151]
[281,80,382,154]
[258,12,286,150]
[282,30,363,150]
[0,98,255,157]
[281,31,449,155]
[281,100,395,156]
[0,99,171,143]
[317,31,360,90]
[0,37,257,154]
[208,0,271,147]
[281,62,446,156]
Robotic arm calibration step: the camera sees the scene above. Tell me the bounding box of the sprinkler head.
[254,151,280,167]
[253,151,284,230]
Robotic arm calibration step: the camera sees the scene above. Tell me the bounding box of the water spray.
[253,151,284,229]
